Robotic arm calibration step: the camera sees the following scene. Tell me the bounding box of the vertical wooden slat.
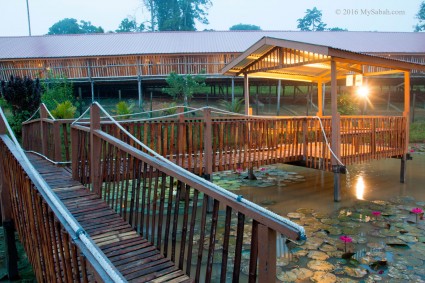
[257,224,277,283]
[205,199,219,283]
[220,206,232,282]
[232,212,245,282]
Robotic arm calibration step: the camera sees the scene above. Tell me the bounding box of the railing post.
[40,104,49,156]
[71,126,79,181]
[90,103,102,196]
[0,117,19,279]
[203,108,213,179]
[257,224,276,283]
[53,120,62,162]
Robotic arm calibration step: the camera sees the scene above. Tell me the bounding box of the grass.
[410,120,425,143]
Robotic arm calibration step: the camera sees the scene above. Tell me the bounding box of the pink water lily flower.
[412,207,424,223]
[235,168,243,174]
[372,211,381,217]
[340,235,353,243]
[260,167,266,172]
[412,207,423,214]
[340,235,353,253]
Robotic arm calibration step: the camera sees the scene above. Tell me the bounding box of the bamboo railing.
[0,108,126,282]
[70,103,305,282]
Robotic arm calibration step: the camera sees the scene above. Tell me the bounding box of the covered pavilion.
[222,36,425,201]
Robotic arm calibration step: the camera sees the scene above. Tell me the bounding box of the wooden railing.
[22,105,408,172]
[0,109,126,282]
[71,103,305,282]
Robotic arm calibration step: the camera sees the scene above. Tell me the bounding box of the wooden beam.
[404,71,410,153]
[258,224,276,283]
[90,103,102,196]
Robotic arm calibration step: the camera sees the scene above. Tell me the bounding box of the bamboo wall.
[0,53,237,81]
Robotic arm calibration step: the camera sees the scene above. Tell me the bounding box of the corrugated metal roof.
[0,31,424,60]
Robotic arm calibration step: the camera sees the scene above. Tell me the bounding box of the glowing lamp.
[357,86,369,98]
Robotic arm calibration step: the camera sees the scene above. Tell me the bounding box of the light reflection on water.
[236,154,425,216]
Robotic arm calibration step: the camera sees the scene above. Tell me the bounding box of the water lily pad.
[304,237,324,250]
[321,218,340,225]
[343,266,368,278]
[287,212,304,219]
[296,207,315,214]
[366,274,383,282]
[319,243,337,252]
[276,269,297,282]
[276,257,291,267]
[291,268,313,280]
[307,260,335,271]
[397,235,417,242]
[310,271,336,283]
[308,251,330,261]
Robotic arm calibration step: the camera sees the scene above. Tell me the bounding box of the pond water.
[213,153,425,282]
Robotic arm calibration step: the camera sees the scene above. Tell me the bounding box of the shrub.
[113,101,134,120]
[41,74,74,111]
[50,101,76,119]
[220,98,245,113]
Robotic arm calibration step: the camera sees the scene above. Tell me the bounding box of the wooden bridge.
[1,103,308,282]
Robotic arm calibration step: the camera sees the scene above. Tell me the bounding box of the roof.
[0,31,425,60]
[222,37,425,83]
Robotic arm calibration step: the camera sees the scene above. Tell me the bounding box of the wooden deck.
[27,153,191,283]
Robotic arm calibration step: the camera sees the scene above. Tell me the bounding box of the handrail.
[82,102,306,240]
[0,107,126,282]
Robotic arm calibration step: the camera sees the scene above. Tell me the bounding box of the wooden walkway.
[27,153,191,283]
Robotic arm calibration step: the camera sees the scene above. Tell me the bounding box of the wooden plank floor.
[27,153,191,283]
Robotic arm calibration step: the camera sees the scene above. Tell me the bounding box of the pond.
[213,153,425,282]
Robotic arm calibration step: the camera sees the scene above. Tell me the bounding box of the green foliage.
[41,74,74,111]
[0,96,8,108]
[50,101,76,119]
[410,120,425,142]
[162,102,178,115]
[162,71,206,106]
[328,27,348,31]
[229,23,261,31]
[143,0,212,31]
[297,7,327,31]
[415,1,425,31]
[337,93,358,115]
[114,101,134,119]
[116,17,145,32]
[1,76,41,135]
[47,18,104,35]
[220,98,245,113]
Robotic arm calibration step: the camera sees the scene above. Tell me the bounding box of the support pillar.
[276,80,281,116]
[401,71,411,183]
[330,59,341,202]
[138,76,143,109]
[90,80,95,102]
[203,108,214,212]
[316,79,323,117]
[244,74,250,115]
[231,77,235,103]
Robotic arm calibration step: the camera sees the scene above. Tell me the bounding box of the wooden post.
[138,75,143,109]
[90,103,102,196]
[231,77,235,103]
[71,126,79,181]
[258,224,276,283]
[401,71,411,183]
[40,104,49,157]
[78,87,83,116]
[118,89,122,101]
[203,108,213,179]
[276,80,281,116]
[53,120,62,162]
[317,79,323,117]
[0,117,19,279]
[244,74,250,115]
[330,60,341,202]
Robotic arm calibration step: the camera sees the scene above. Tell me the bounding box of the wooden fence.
[22,106,407,172]
[70,103,304,282]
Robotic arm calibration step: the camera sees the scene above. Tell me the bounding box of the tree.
[297,7,327,31]
[143,0,212,31]
[415,1,425,31]
[41,74,74,111]
[162,71,206,106]
[229,23,261,31]
[1,76,41,135]
[116,17,145,32]
[47,18,104,35]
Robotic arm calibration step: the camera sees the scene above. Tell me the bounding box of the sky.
[0,0,422,36]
